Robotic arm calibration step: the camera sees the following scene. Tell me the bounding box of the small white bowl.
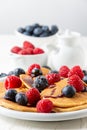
[9,52,47,70]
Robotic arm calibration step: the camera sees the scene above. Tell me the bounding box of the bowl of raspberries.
[15,23,59,50]
[9,40,47,70]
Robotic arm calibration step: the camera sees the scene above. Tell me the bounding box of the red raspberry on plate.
[4,75,22,89]
[11,46,22,54]
[26,88,40,105]
[46,73,60,85]
[68,65,84,79]
[68,74,84,92]
[27,64,41,75]
[36,99,53,113]
[59,65,70,78]
[33,48,44,54]
[23,41,35,49]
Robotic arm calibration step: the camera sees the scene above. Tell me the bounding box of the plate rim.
[0,106,87,121]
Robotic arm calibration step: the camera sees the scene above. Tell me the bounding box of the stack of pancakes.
[0,68,87,113]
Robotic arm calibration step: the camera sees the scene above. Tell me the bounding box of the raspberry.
[46,73,60,85]
[23,41,35,49]
[68,74,84,92]
[11,46,22,54]
[25,48,33,54]
[27,64,41,75]
[4,75,22,89]
[26,88,40,105]
[36,99,53,113]
[59,65,70,78]
[18,49,31,55]
[68,65,84,79]
[33,48,44,54]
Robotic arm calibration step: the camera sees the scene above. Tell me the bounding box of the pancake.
[20,74,33,89]
[41,78,87,108]
[0,75,87,113]
[53,104,87,112]
[0,82,36,112]
[41,67,50,75]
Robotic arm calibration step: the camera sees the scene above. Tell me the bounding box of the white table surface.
[0,35,87,130]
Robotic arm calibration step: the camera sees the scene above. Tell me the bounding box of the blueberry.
[51,25,58,35]
[81,86,87,92]
[13,68,25,77]
[83,70,87,76]
[31,68,43,77]
[33,27,43,36]
[8,70,15,76]
[62,85,76,98]
[42,26,49,32]
[40,32,49,37]
[17,27,25,33]
[4,89,17,102]
[0,73,7,78]
[83,75,87,83]
[33,76,48,92]
[42,65,51,70]
[23,31,31,36]
[8,68,25,77]
[15,92,28,106]
[25,25,34,33]
[49,70,58,74]
[33,23,40,28]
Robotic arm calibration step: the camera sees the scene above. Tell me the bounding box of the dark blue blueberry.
[23,31,31,36]
[13,68,25,77]
[83,75,87,84]
[17,27,25,33]
[25,25,34,33]
[31,68,43,77]
[42,65,51,70]
[33,23,40,28]
[8,71,15,76]
[4,89,17,102]
[8,68,25,77]
[33,76,48,92]
[0,73,7,78]
[42,26,49,32]
[40,32,49,37]
[81,86,87,92]
[49,70,58,74]
[33,27,43,36]
[83,70,87,76]
[15,92,28,106]
[51,25,58,35]
[62,85,76,98]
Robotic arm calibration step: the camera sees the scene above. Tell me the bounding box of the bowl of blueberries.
[15,23,59,52]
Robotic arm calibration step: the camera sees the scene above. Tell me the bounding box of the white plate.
[0,78,87,121]
[0,106,87,121]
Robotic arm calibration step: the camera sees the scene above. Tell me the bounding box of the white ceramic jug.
[47,30,85,70]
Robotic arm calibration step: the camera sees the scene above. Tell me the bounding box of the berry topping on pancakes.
[46,73,60,85]
[26,88,40,105]
[62,85,76,98]
[68,74,84,92]
[36,99,53,113]
[68,65,84,79]
[4,75,22,89]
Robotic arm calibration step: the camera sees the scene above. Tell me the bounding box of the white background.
[0,0,87,35]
